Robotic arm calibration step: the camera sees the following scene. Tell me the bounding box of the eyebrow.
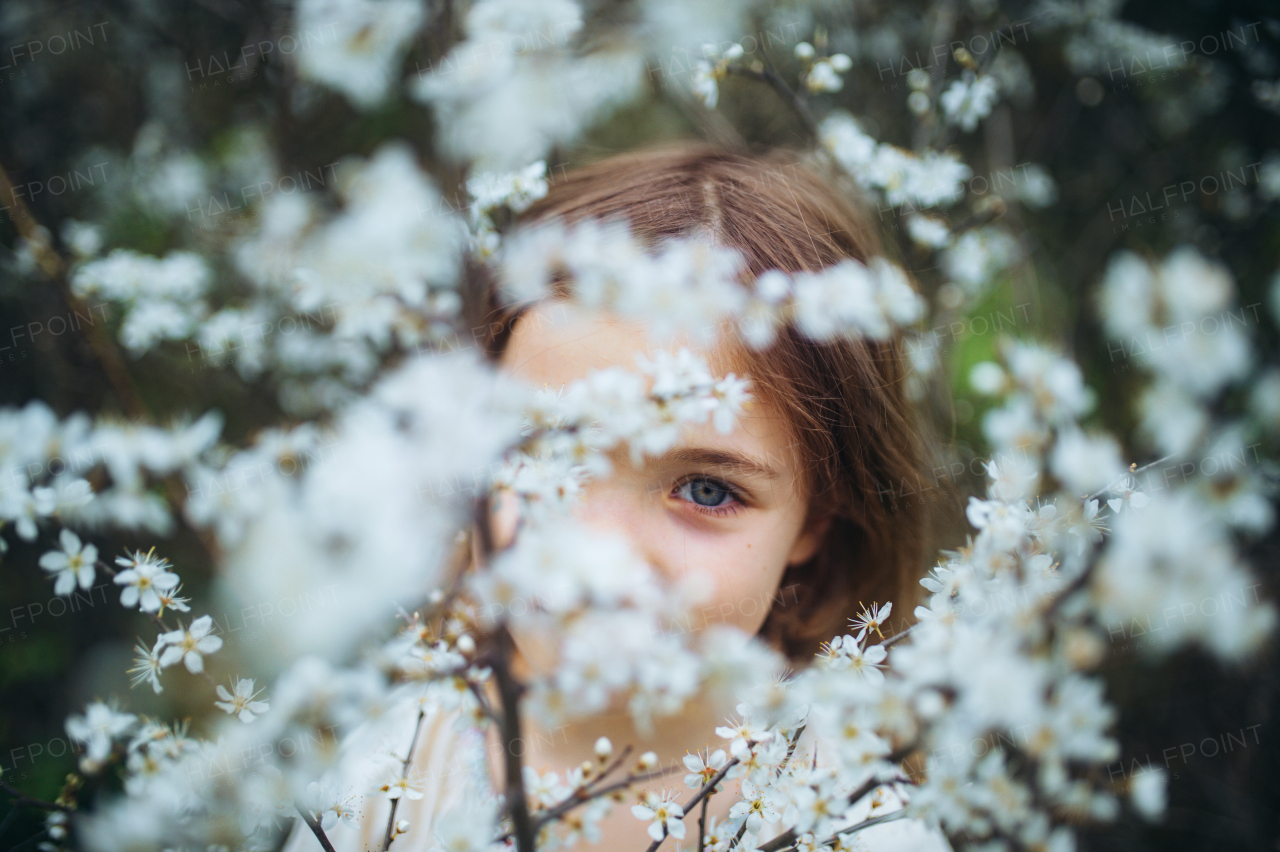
[661,447,781,479]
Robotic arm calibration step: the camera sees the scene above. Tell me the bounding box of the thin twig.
[494,758,678,844]
[882,624,916,649]
[295,804,338,852]
[1043,457,1175,622]
[757,766,911,852]
[763,810,910,852]
[0,780,70,813]
[758,46,818,138]
[679,757,740,825]
[817,809,908,849]
[1086,454,1174,502]
[724,65,818,139]
[381,708,427,852]
[640,755,746,852]
[1042,558,1096,621]
[585,745,635,795]
[0,804,18,839]
[99,558,219,688]
[946,199,1007,235]
[571,763,677,802]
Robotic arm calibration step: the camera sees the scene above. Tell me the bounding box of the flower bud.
[594,736,613,760]
[638,751,658,770]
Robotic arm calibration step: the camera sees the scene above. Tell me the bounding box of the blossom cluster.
[495,216,925,350]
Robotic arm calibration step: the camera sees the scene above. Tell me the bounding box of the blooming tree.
[0,1,1276,851]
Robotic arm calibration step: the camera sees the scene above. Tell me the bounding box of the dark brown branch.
[0,163,148,420]
[493,758,678,844]
[757,763,913,852]
[492,629,536,852]
[814,809,908,850]
[586,745,635,795]
[767,810,910,852]
[295,804,339,852]
[0,780,71,814]
[464,676,503,727]
[724,65,818,139]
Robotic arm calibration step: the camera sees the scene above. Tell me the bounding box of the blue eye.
[677,477,735,508]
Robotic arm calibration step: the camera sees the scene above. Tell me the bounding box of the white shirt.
[281,696,953,852]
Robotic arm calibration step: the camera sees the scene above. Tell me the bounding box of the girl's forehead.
[498,300,739,386]
[499,300,802,475]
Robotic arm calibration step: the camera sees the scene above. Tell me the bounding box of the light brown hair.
[477,140,950,662]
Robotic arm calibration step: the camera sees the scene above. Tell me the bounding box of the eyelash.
[671,475,745,518]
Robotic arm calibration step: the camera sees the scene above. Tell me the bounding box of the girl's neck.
[480,685,749,849]
[488,685,736,784]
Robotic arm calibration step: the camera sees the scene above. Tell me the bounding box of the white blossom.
[157,615,224,674]
[940,74,1000,131]
[113,549,180,612]
[67,701,137,773]
[214,678,271,722]
[293,0,425,109]
[127,642,164,694]
[1130,768,1167,820]
[631,790,686,842]
[39,528,96,596]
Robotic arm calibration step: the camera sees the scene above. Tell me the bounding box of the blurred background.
[0,0,1276,849]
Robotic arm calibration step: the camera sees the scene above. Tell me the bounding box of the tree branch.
[882,624,916,649]
[643,754,748,852]
[0,780,70,814]
[697,794,710,852]
[295,804,338,852]
[492,628,536,852]
[0,162,149,421]
[381,708,427,851]
[724,65,818,140]
[493,755,679,844]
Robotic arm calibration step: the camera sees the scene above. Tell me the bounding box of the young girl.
[284,141,954,851]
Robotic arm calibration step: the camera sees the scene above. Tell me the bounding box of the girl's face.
[496,300,827,637]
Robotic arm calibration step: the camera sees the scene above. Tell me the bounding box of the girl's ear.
[787,512,832,567]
